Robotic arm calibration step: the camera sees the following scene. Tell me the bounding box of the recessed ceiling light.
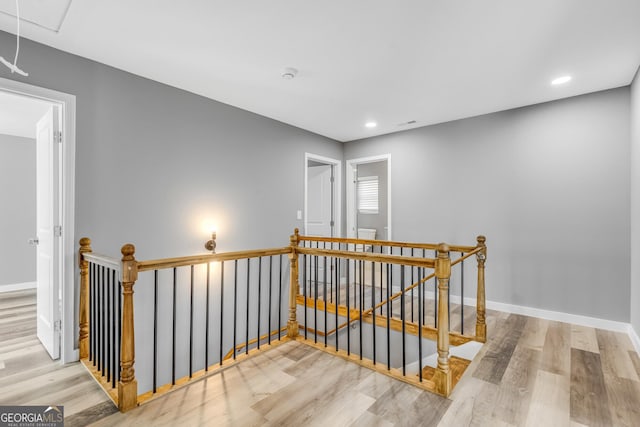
[365,121,377,128]
[551,75,572,85]
[281,67,298,80]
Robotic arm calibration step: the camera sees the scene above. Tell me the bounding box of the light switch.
[297,210,302,220]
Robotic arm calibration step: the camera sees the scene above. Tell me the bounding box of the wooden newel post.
[433,243,452,397]
[78,237,92,360]
[475,235,487,343]
[287,228,300,338]
[118,244,138,412]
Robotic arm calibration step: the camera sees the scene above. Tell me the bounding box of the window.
[357,176,379,214]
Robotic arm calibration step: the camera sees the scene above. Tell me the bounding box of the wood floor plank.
[518,317,549,351]
[491,346,541,425]
[603,373,640,427]
[570,348,612,427]
[349,410,394,427]
[596,329,639,381]
[540,321,571,376]
[571,324,600,354]
[473,314,527,384]
[524,370,570,427]
[629,350,640,378]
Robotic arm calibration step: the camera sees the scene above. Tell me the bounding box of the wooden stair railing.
[78,230,486,409]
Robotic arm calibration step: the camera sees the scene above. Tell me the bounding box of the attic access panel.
[0,0,72,32]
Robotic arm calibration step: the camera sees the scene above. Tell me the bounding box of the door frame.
[0,77,77,363]
[346,154,392,241]
[304,153,342,237]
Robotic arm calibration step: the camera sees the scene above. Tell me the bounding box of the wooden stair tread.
[421,355,471,389]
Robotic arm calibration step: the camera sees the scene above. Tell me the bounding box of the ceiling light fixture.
[551,75,572,85]
[365,121,377,128]
[281,67,298,80]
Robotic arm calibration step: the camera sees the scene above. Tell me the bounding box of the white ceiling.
[0,1,639,142]
[0,90,50,138]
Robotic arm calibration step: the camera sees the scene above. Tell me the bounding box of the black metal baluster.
[359,260,363,361]
[401,265,406,376]
[245,258,250,355]
[205,262,210,371]
[389,247,394,318]
[101,266,105,376]
[371,261,376,365]
[111,269,117,389]
[153,270,158,393]
[149,269,159,392]
[90,263,94,364]
[278,255,282,340]
[346,258,351,356]
[257,257,262,350]
[189,265,194,378]
[303,254,307,340]
[386,263,391,371]
[323,250,327,347]
[335,255,340,351]
[268,256,273,345]
[314,252,318,344]
[233,260,238,360]
[411,248,414,323]
[418,266,423,382]
[116,278,121,383]
[172,267,177,385]
[219,261,225,365]
[106,267,111,383]
[423,249,427,325]
[461,252,465,335]
[380,253,383,316]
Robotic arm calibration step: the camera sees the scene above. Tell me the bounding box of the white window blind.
[357,176,379,214]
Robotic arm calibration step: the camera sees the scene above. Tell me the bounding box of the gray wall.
[0,30,342,259]
[0,134,36,286]
[631,67,640,334]
[345,88,631,322]
[356,161,388,241]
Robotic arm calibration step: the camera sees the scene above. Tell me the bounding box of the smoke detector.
[281,67,298,80]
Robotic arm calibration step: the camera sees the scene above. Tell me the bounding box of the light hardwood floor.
[2,289,640,426]
[0,290,115,426]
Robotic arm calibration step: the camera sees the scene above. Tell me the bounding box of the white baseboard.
[0,281,36,293]
[484,299,630,333]
[629,325,640,354]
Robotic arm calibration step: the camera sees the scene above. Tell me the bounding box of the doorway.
[304,153,341,238]
[0,77,76,363]
[346,154,392,244]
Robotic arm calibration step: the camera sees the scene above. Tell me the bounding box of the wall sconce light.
[205,229,217,253]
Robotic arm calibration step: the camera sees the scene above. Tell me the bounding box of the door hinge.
[54,131,62,144]
[54,320,61,331]
[54,225,62,237]
[330,220,335,227]
[330,176,335,183]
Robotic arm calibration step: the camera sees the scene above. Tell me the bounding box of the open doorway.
[304,153,341,238]
[346,154,392,246]
[0,77,76,363]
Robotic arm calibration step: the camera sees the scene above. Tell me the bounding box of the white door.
[36,106,61,359]
[307,164,333,237]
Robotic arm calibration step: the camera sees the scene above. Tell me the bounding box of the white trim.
[346,154,392,243]
[629,325,640,354]
[0,77,76,364]
[304,153,342,237]
[0,282,37,292]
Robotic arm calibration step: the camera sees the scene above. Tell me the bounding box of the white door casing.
[36,106,61,359]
